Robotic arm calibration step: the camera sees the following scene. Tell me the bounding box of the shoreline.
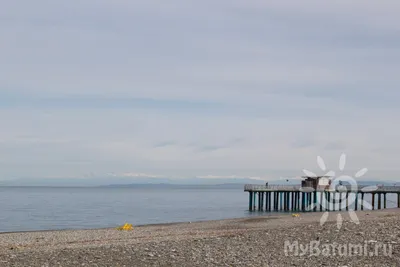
[1,207,399,235]
[0,209,399,266]
[0,210,286,235]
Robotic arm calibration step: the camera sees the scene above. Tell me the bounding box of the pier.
[244,184,400,212]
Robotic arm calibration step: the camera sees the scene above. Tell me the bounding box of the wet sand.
[0,209,399,266]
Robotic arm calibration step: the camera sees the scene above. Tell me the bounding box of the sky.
[1,0,400,181]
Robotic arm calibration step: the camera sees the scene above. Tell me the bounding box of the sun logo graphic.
[301,153,377,229]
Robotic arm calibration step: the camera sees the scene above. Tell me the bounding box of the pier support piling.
[292,192,295,211]
[326,192,330,211]
[361,193,364,210]
[285,192,288,211]
[297,192,300,210]
[283,192,286,211]
[372,193,375,210]
[245,184,400,213]
[249,192,253,211]
[262,192,265,210]
[398,193,400,208]
[333,193,336,211]
[384,193,386,209]
[269,192,272,211]
[355,193,358,211]
[261,192,265,210]
[268,192,272,211]
[306,192,309,211]
[313,191,317,212]
[276,192,279,211]
[320,191,323,211]
[378,193,382,210]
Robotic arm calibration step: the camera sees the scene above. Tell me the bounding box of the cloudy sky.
[1,1,400,181]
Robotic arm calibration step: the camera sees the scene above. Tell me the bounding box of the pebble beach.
[0,209,399,266]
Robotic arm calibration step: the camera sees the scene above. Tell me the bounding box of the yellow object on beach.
[116,223,133,231]
[292,214,300,217]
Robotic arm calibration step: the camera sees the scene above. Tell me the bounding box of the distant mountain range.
[0,176,397,187]
[0,177,267,187]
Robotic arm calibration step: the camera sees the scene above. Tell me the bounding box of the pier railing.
[244,185,301,191]
[244,184,400,193]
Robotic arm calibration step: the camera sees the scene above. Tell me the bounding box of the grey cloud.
[192,137,246,152]
[0,1,400,179]
[199,145,226,152]
[324,142,347,151]
[291,137,317,149]
[154,141,177,148]
[370,147,400,156]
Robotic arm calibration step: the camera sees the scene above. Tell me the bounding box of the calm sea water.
[0,186,397,233]
[0,186,258,232]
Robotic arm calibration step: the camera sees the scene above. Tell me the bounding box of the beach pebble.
[0,210,398,266]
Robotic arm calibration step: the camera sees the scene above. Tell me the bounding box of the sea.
[0,185,255,232]
[0,186,398,233]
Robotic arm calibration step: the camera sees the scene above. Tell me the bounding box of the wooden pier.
[244,184,400,212]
